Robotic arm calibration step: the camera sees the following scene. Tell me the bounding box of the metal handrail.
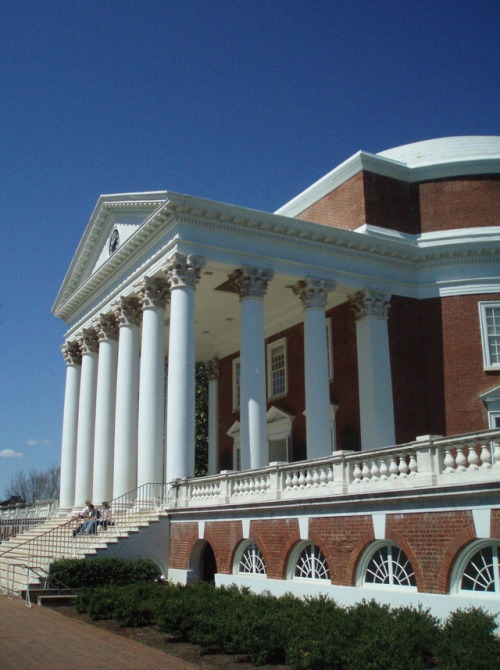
[0,499,59,544]
[0,483,167,600]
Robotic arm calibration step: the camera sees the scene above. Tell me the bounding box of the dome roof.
[377,136,500,167]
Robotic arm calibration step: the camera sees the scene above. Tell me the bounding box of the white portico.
[53,192,401,510]
[53,146,499,510]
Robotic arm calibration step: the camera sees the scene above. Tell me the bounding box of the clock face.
[109,228,119,254]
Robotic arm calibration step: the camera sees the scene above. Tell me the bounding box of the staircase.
[0,483,168,602]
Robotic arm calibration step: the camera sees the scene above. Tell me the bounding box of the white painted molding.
[198,520,205,540]
[372,513,386,540]
[242,518,250,539]
[298,516,309,540]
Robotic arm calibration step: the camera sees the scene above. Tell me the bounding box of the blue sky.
[0,0,498,497]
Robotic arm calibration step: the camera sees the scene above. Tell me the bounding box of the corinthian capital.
[139,276,170,309]
[165,253,205,290]
[96,314,118,341]
[349,289,392,320]
[228,266,274,299]
[113,296,142,326]
[206,357,219,381]
[61,341,82,366]
[77,327,99,354]
[292,278,335,310]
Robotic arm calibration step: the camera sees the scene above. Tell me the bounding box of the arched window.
[358,542,416,588]
[451,541,500,594]
[233,541,266,576]
[289,542,330,580]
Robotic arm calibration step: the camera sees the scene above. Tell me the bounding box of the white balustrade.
[166,430,500,510]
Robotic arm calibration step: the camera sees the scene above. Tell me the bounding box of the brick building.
[53,136,500,623]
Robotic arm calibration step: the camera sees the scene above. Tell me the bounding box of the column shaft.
[74,329,99,507]
[92,316,118,503]
[59,343,81,510]
[206,359,219,475]
[293,279,334,460]
[113,298,141,499]
[137,278,169,489]
[351,290,395,450]
[165,254,204,482]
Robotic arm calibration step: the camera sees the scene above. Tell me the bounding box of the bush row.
[49,557,161,588]
[74,580,499,669]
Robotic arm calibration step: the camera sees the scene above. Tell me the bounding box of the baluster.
[362,462,371,482]
[467,444,480,471]
[493,442,500,468]
[292,472,299,488]
[408,453,418,476]
[298,471,306,488]
[479,443,492,469]
[249,478,255,494]
[327,467,334,484]
[305,470,313,487]
[389,457,399,479]
[455,447,467,472]
[311,469,320,487]
[370,461,379,481]
[443,449,455,473]
[285,473,292,489]
[319,467,328,486]
[379,458,389,480]
[398,455,408,478]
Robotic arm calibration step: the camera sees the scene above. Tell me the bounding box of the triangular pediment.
[52,192,169,319]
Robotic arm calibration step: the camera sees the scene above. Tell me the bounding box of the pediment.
[52,192,168,319]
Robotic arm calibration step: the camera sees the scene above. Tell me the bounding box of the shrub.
[49,557,161,588]
[436,608,500,670]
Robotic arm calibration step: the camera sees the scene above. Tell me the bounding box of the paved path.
[0,594,200,670]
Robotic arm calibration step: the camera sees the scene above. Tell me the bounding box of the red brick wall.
[296,173,366,230]
[170,522,199,570]
[418,176,500,233]
[171,509,500,594]
[295,171,499,235]
[433,294,499,435]
[363,172,419,234]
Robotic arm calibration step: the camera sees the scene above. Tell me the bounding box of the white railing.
[0,499,59,543]
[0,483,167,600]
[168,430,500,509]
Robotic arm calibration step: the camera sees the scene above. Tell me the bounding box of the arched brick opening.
[188,538,218,583]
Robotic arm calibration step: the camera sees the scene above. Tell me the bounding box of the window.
[267,338,287,398]
[479,302,500,369]
[232,358,240,410]
[289,542,330,580]
[326,317,334,381]
[359,542,416,588]
[234,541,266,576]
[452,541,500,595]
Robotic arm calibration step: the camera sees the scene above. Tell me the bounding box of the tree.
[4,465,60,502]
[195,362,209,476]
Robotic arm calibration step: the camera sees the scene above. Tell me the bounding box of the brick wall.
[296,173,366,230]
[171,509,499,594]
[418,176,500,232]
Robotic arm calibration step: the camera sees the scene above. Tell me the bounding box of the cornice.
[54,192,500,323]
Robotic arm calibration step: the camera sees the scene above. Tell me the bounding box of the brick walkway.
[0,594,201,670]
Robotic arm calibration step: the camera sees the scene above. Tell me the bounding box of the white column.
[113,297,141,499]
[293,279,335,460]
[73,328,99,507]
[165,253,204,482]
[92,314,118,504]
[230,266,273,470]
[59,342,81,510]
[350,289,395,450]
[206,358,219,475]
[137,277,169,489]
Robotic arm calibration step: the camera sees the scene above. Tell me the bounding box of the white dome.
[377,136,500,167]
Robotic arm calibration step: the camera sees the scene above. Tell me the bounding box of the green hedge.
[74,581,499,669]
[49,557,161,588]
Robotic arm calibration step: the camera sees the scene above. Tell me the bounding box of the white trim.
[267,337,288,399]
[472,508,491,539]
[479,301,500,370]
[450,539,500,596]
[232,357,240,410]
